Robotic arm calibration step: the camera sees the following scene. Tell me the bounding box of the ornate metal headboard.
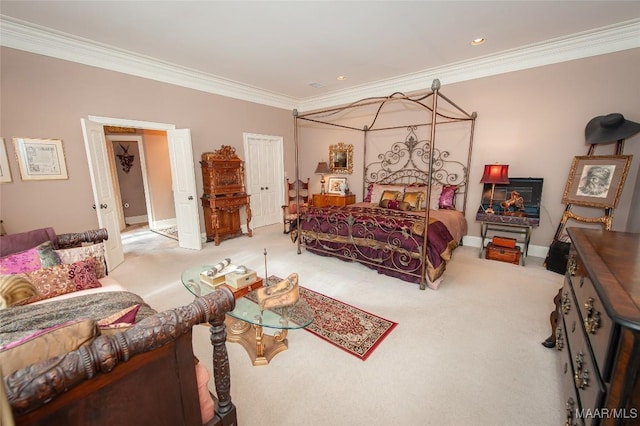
[364,126,468,193]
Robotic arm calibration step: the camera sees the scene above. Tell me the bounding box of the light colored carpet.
[150,225,178,241]
[112,224,565,426]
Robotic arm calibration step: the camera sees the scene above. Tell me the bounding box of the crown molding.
[0,15,298,110]
[1,15,638,112]
[298,19,640,112]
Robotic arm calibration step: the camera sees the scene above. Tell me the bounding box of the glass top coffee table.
[182,265,314,366]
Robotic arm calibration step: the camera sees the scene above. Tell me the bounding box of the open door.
[81,118,125,270]
[166,129,202,250]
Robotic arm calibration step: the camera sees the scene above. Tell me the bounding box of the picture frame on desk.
[327,177,347,194]
[562,155,632,209]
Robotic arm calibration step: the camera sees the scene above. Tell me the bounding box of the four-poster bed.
[292,79,476,290]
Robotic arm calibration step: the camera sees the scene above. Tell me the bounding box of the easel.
[550,139,625,243]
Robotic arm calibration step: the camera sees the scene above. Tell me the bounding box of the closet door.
[243,133,283,228]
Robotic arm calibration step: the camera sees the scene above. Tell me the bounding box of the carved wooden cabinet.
[551,228,640,425]
[200,146,252,245]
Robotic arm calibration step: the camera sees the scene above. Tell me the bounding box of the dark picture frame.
[562,155,632,208]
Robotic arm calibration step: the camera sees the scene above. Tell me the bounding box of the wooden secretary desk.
[200,146,252,245]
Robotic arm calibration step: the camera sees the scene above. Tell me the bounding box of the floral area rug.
[255,276,397,361]
[151,225,178,241]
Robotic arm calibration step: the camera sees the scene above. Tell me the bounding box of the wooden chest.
[485,243,521,265]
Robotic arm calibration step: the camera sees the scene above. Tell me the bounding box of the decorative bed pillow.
[379,190,401,203]
[368,184,406,204]
[18,258,102,305]
[55,243,107,278]
[439,185,458,209]
[405,184,443,209]
[0,274,38,309]
[0,241,60,275]
[379,199,411,211]
[0,319,96,375]
[402,191,424,211]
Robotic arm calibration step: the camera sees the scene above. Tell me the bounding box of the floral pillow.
[0,241,60,274]
[55,243,107,279]
[17,258,101,305]
[439,185,458,209]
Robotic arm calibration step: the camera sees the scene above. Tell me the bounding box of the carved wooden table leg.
[541,287,562,348]
[209,313,232,415]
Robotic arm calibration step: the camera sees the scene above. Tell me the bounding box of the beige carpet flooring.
[111,224,565,426]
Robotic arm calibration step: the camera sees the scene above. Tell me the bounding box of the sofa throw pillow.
[0,241,60,275]
[18,258,102,305]
[55,243,107,278]
[0,274,38,309]
[439,185,458,209]
[0,319,96,375]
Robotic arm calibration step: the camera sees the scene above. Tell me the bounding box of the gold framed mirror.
[329,142,353,174]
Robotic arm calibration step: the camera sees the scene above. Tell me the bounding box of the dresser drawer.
[556,316,584,426]
[564,284,606,414]
[569,254,615,379]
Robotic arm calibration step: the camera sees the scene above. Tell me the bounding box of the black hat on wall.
[585,113,640,145]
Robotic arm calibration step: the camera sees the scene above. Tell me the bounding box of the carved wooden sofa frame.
[4,288,237,426]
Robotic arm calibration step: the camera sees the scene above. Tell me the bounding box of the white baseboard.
[462,235,549,259]
[125,215,148,225]
[151,218,177,229]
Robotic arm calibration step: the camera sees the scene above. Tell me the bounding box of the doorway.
[82,116,202,271]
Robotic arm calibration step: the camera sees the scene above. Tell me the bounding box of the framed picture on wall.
[13,137,69,181]
[0,138,12,183]
[562,155,632,208]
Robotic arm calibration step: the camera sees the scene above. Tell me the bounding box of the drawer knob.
[573,351,590,389]
[584,297,601,334]
[561,291,571,315]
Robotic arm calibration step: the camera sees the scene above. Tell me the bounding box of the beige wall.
[296,48,640,249]
[0,47,294,235]
[1,46,639,251]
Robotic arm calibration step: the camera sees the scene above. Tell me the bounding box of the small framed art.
[13,137,69,181]
[327,177,347,194]
[562,155,632,208]
[0,138,12,183]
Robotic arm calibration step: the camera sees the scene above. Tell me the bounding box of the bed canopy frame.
[292,79,477,289]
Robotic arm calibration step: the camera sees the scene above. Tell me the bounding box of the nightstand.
[476,212,539,266]
[312,193,356,207]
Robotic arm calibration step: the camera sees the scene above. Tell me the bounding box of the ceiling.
[1,1,639,110]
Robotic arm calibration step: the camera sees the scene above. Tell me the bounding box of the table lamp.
[480,164,510,214]
[314,161,331,194]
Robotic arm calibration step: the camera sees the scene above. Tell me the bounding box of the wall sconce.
[117,144,135,173]
[480,164,509,214]
[314,161,331,194]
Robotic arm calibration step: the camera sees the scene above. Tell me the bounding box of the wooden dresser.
[312,193,355,207]
[200,146,252,245]
[551,228,640,425]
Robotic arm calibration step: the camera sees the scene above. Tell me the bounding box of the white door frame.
[86,116,201,250]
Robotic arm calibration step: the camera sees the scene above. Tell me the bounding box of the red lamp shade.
[480,164,510,184]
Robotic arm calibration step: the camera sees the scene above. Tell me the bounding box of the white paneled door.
[81,118,125,270]
[167,129,202,250]
[243,133,284,228]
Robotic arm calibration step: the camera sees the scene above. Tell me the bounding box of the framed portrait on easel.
[562,155,632,209]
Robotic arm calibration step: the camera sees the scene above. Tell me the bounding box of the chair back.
[286,178,310,207]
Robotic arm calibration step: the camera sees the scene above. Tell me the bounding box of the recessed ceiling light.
[337,76,347,81]
[471,38,486,46]
[308,82,323,89]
